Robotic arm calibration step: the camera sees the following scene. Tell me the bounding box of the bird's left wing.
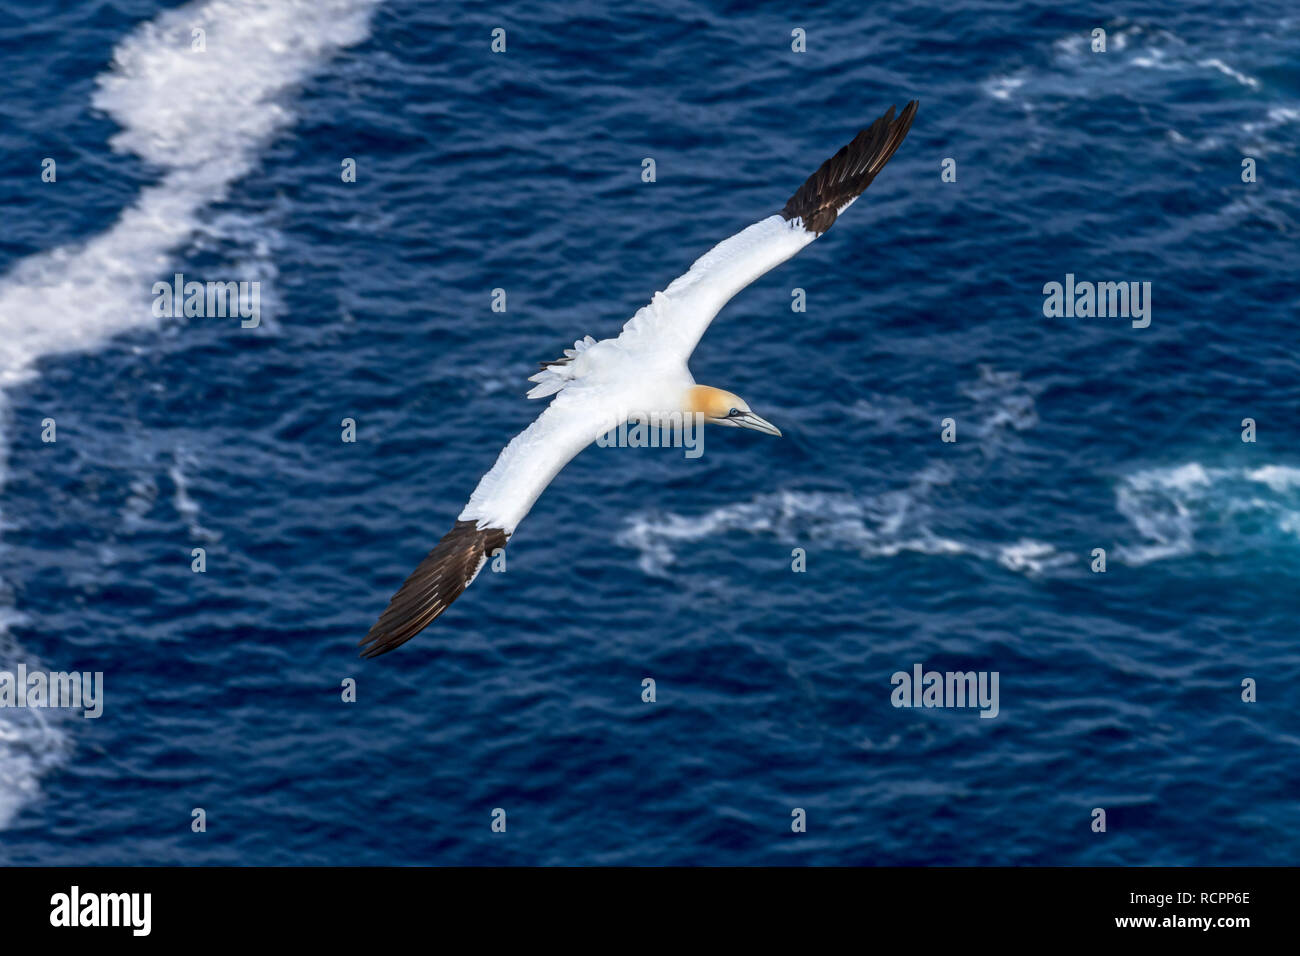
[619,101,917,360]
[360,394,609,657]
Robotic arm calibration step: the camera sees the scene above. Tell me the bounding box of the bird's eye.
[728,408,739,417]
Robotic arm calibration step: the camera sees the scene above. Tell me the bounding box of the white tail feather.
[526,335,597,399]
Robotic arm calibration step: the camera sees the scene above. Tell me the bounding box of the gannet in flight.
[361,101,918,657]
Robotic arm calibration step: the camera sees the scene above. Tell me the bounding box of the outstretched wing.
[619,101,917,360]
[360,397,607,657]
[362,103,916,656]
[360,519,507,658]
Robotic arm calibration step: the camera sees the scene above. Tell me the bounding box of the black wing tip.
[359,518,508,658]
[780,99,918,236]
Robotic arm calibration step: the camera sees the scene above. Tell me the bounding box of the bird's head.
[684,385,782,436]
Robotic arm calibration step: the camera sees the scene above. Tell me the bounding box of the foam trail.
[0,0,380,829]
[619,368,1064,578]
[618,487,1071,578]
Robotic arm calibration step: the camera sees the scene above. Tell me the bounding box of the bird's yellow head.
[684,385,782,436]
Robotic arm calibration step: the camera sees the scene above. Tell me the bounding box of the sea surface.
[0,0,1296,865]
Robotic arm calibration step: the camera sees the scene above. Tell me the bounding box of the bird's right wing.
[360,394,609,658]
[618,101,917,361]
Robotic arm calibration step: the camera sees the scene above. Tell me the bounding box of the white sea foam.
[961,365,1038,456]
[997,539,1072,575]
[617,485,1076,581]
[0,0,380,829]
[1245,464,1300,494]
[985,75,1025,102]
[618,369,1059,579]
[170,450,219,543]
[0,0,379,386]
[617,487,970,578]
[1198,57,1261,90]
[1115,463,1300,565]
[986,20,1292,158]
[620,372,1300,581]
[0,606,75,831]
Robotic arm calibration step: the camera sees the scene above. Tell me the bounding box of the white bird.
[361,101,918,657]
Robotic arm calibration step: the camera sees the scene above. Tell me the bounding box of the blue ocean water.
[0,0,1296,865]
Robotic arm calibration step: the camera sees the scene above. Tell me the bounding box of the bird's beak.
[730,411,782,437]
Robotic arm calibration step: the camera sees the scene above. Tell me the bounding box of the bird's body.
[362,102,918,657]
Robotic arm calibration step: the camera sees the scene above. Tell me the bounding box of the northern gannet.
[361,101,918,657]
